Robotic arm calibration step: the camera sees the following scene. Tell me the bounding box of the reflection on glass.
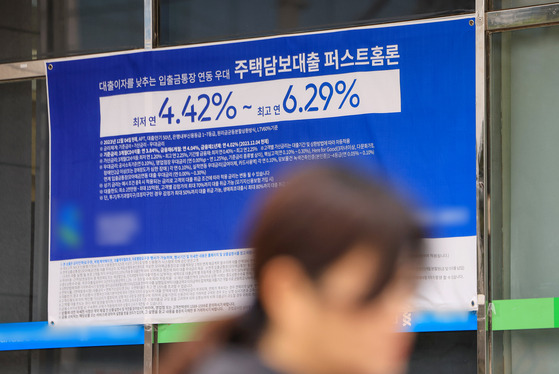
[0,81,34,323]
[493,330,559,374]
[0,2,36,62]
[0,346,143,373]
[0,0,143,63]
[491,26,559,300]
[491,0,556,10]
[0,79,49,323]
[160,0,474,46]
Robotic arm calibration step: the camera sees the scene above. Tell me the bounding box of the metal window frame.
[475,1,488,374]
[487,3,559,31]
[2,1,559,374]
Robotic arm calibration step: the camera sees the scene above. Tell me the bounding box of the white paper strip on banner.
[413,235,478,312]
[48,249,256,325]
[47,236,475,326]
[99,70,401,138]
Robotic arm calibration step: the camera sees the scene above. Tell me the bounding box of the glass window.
[1,3,483,373]
[490,25,559,301]
[492,329,559,374]
[0,0,143,64]
[0,80,35,323]
[409,331,477,374]
[159,331,477,374]
[0,79,54,324]
[160,0,474,46]
[0,346,143,373]
[0,2,36,63]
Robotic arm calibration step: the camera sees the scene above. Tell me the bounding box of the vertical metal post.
[475,0,488,374]
[154,324,160,374]
[144,324,160,374]
[144,0,159,49]
[144,0,153,49]
[144,324,153,374]
[144,1,158,372]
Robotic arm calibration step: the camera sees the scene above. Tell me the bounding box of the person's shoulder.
[189,345,280,374]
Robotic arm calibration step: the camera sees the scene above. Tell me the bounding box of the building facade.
[0,0,558,373]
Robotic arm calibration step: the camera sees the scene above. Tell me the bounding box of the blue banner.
[46,15,477,325]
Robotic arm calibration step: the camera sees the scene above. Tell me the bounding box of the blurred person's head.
[247,164,424,374]
[161,163,423,374]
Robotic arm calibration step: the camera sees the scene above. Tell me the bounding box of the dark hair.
[251,165,423,296]
[160,164,423,373]
[229,164,423,346]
